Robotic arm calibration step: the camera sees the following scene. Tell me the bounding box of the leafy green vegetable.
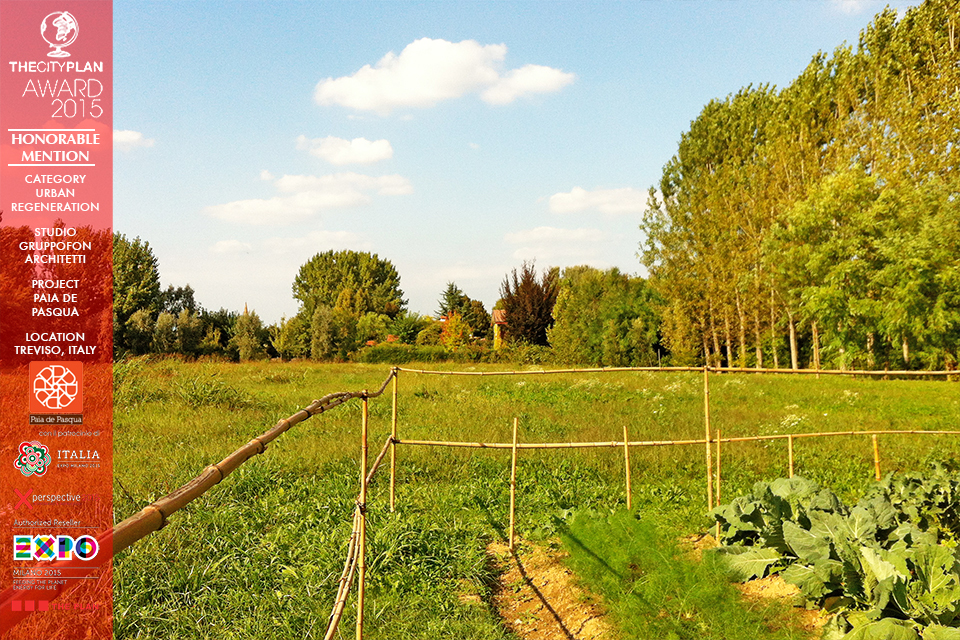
[709,465,960,639]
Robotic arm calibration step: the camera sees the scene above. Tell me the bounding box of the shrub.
[355,343,448,364]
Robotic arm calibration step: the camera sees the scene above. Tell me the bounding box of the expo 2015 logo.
[41,11,78,58]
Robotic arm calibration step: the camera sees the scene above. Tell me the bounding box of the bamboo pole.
[394,438,708,449]
[397,366,704,376]
[364,436,394,487]
[393,430,960,451]
[356,395,369,640]
[715,422,722,506]
[872,434,881,481]
[623,425,632,511]
[813,323,821,380]
[399,365,958,378]
[720,429,960,443]
[324,508,361,640]
[390,368,398,512]
[509,417,519,551]
[788,435,794,478]
[704,366,714,511]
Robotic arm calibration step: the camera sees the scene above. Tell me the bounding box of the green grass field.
[112,360,960,639]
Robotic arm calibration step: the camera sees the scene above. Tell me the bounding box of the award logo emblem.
[15,442,51,478]
[41,11,79,58]
[29,362,83,414]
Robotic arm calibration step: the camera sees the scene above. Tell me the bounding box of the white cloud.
[504,226,608,262]
[113,129,154,151]
[315,38,575,114]
[548,186,649,215]
[296,135,393,165]
[210,239,252,254]
[204,171,413,225]
[260,169,274,181]
[481,64,575,105]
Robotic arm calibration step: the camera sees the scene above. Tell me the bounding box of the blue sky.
[113,0,915,323]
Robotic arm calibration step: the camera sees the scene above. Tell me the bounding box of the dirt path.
[487,540,612,640]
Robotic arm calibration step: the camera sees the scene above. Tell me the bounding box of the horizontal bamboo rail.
[397,366,703,376]
[396,430,960,451]
[398,365,957,378]
[395,437,708,449]
[718,429,960,443]
[708,366,957,377]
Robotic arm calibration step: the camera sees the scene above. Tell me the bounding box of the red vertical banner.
[0,2,113,638]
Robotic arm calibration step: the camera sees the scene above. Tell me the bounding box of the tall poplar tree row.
[642,0,960,370]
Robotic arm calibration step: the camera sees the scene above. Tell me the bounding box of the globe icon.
[41,11,79,58]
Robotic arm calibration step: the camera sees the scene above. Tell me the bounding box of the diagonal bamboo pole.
[390,367,398,512]
[509,417,519,550]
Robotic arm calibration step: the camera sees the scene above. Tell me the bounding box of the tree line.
[641,0,959,371]
[110,234,663,366]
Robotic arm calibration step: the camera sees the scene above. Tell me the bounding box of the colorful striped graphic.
[74,535,98,560]
[57,536,74,560]
[33,535,56,561]
[13,535,31,560]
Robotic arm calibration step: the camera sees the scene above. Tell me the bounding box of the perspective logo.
[14,442,51,477]
[14,535,99,561]
[29,362,82,413]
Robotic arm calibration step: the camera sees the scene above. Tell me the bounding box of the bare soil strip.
[488,540,612,640]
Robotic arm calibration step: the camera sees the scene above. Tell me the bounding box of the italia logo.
[15,441,51,477]
[13,535,98,561]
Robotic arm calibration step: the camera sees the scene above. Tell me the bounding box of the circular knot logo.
[15,441,51,477]
[41,11,79,58]
[33,364,79,410]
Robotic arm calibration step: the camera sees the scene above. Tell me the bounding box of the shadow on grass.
[557,509,811,640]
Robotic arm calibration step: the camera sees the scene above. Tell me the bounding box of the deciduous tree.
[499,262,559,346]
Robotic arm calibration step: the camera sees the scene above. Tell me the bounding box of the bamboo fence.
[322,364,958,639]
[5,362,954,637]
